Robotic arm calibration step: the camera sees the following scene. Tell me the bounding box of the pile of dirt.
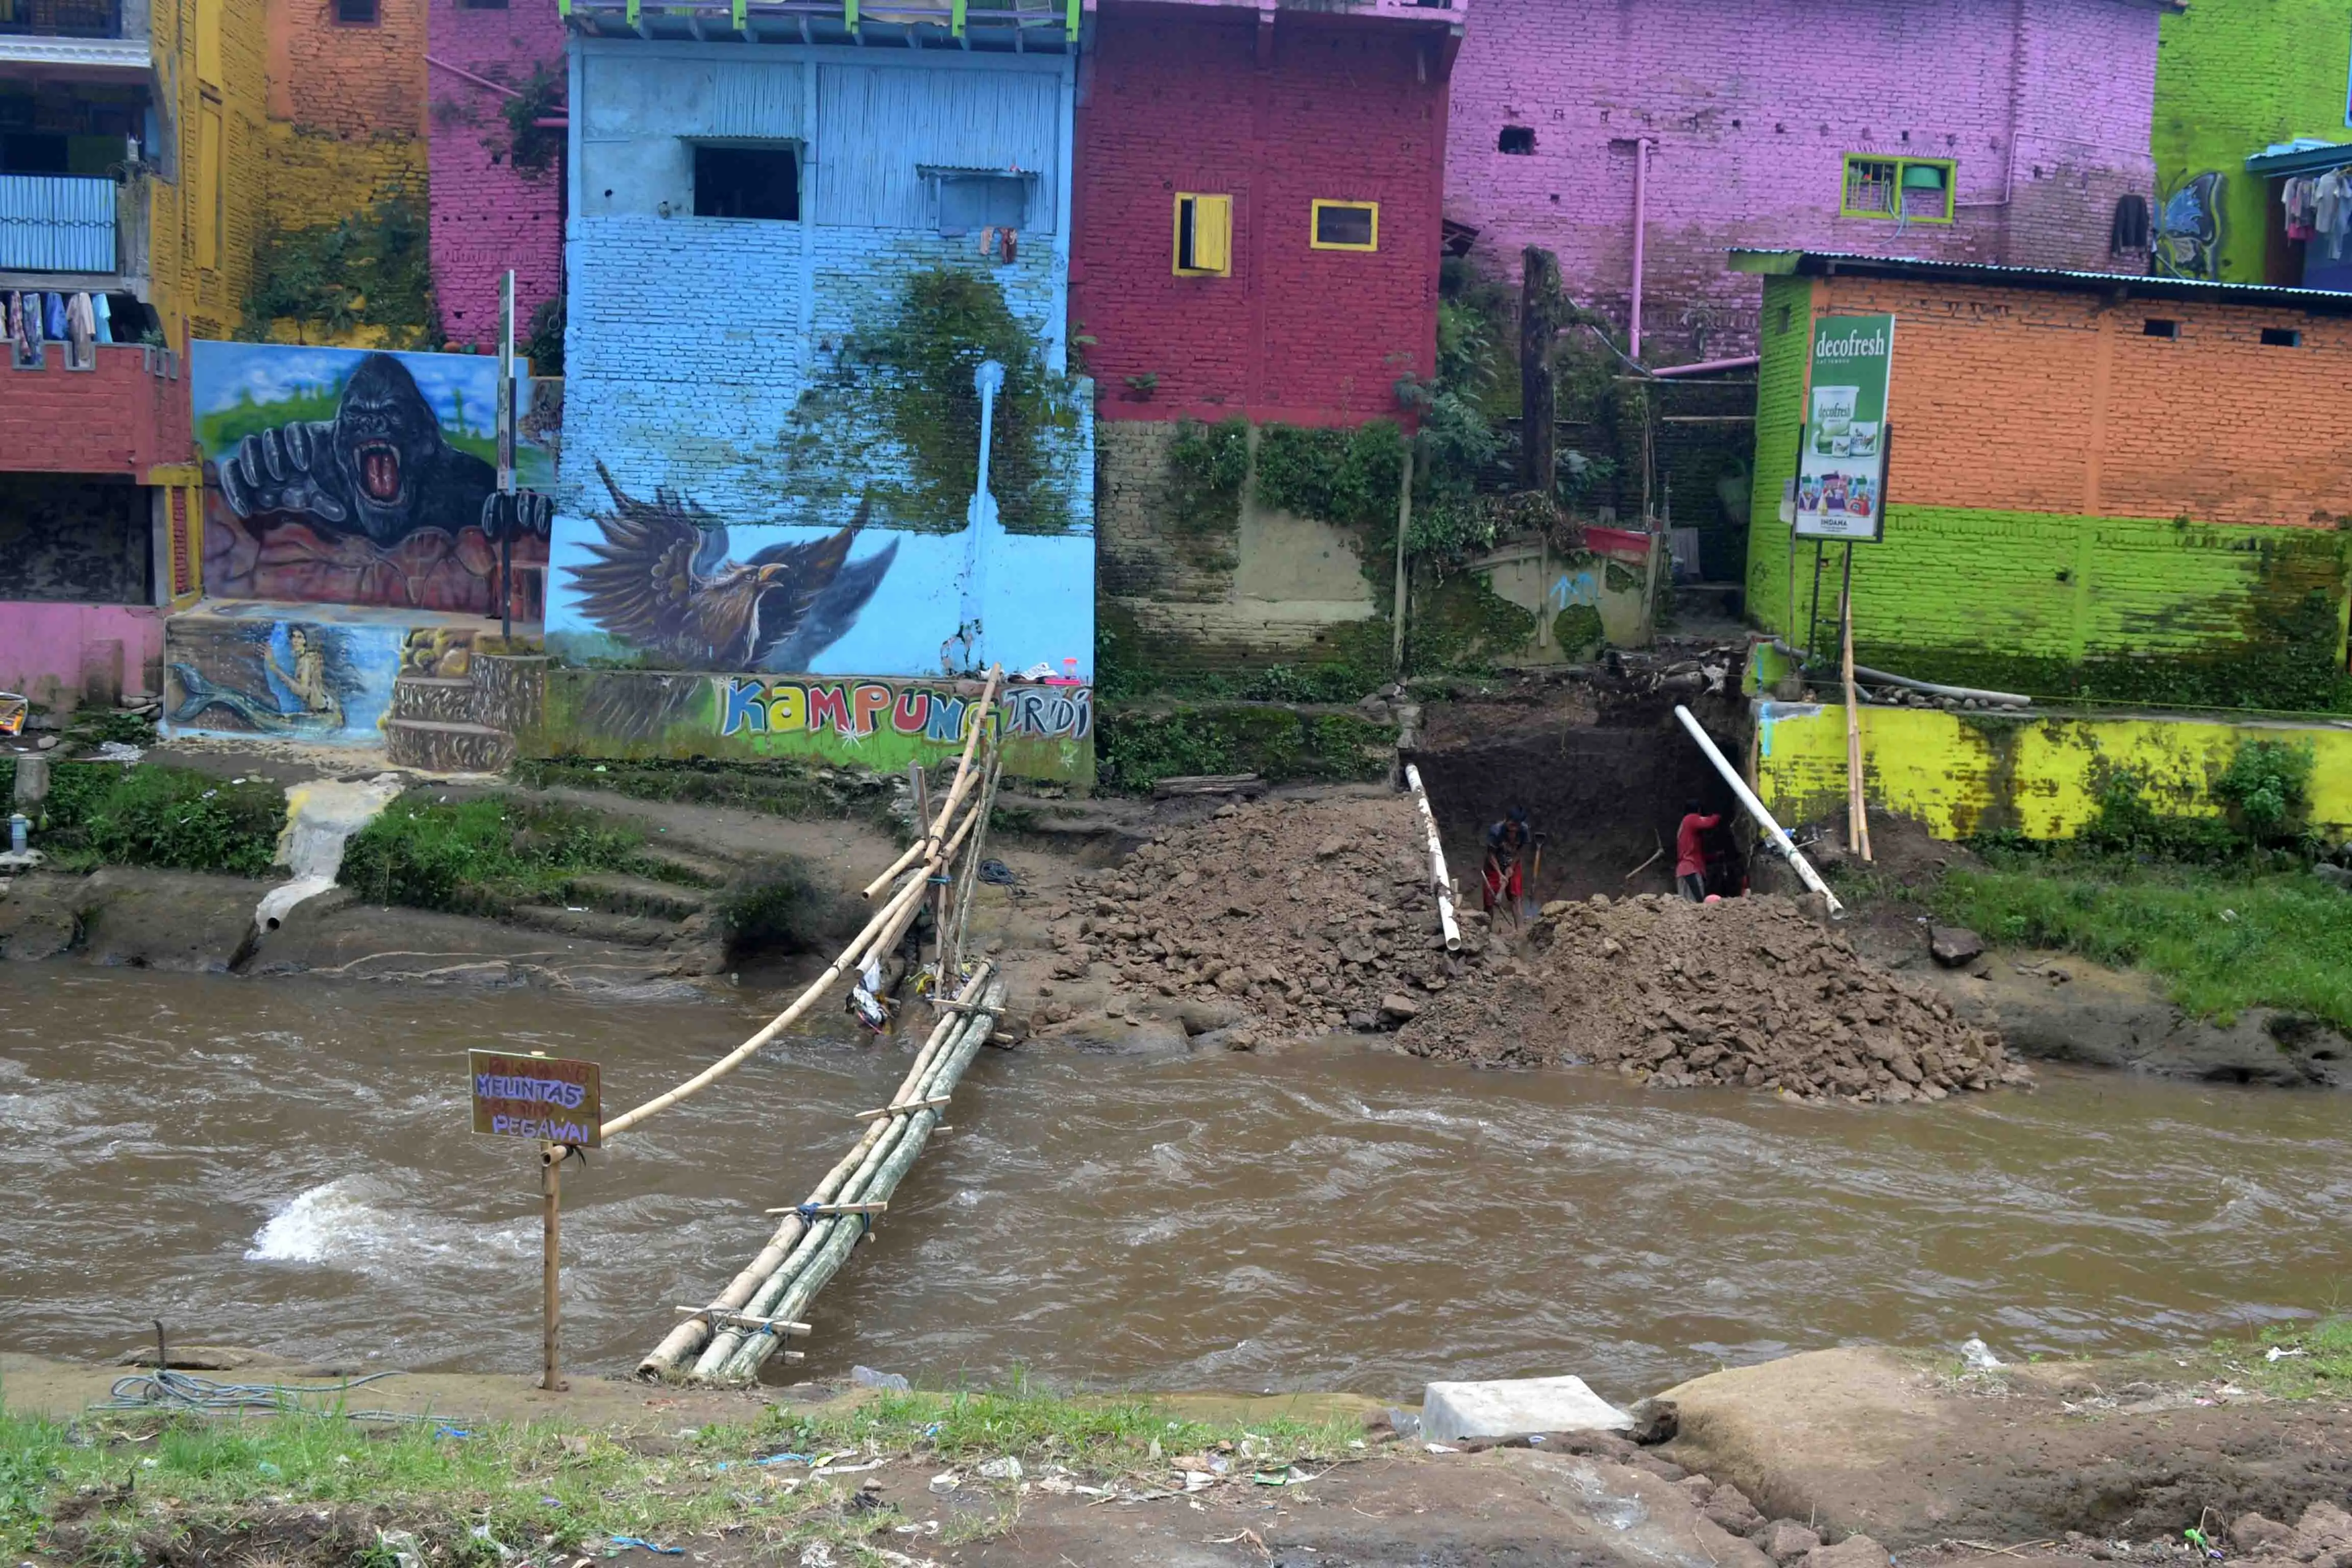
[1040,794,1491,1036]
[1399,893,2027,1102]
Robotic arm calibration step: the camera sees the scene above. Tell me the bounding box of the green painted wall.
[1744,274,1815,633]
[2150,0,2352,282]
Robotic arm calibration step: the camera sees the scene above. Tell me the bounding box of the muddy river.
[4,966,2347,1402]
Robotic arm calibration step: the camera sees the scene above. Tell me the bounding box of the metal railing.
[0,175,118,274]
[0,0,122,36]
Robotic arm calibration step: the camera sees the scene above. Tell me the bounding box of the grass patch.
[1935,854,2352,1031]
[2197,1315,2352,1400]
[1095,705,1392,795]
[33,764,286,877]
[339,794,684,916]
[0,1386,1368,1564]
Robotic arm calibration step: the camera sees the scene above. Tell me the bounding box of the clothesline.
[2280,166,2352,259]
[7,288,114,372]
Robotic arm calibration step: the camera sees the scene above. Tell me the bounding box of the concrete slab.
[1421,1375,1632,1442]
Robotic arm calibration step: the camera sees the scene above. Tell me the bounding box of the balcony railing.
[0,174,118,273]
[0,0,122,36]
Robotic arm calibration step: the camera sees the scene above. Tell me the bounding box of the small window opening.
[934,172,1028,236]
[335,0,377,23]
[461,0,510,10]
[2143,318,2179,338]
[1498,125,1535,155]
[694,143,799,221]
[2261,326,2302,347]
[1777,304,1792,334]
[1173,191,1232,276]
[1311,199,1378,251]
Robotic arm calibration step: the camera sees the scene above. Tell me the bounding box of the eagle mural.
[568,462,897,671]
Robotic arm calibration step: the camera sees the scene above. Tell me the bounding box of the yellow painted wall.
[1753,701,2352,840]
[254,124,428,344]
[146,0,270,350]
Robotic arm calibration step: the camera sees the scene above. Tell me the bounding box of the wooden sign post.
[470,1049,601,1391]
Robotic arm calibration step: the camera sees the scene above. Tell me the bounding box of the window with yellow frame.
[1173,192,1231,276]
[1840,155,1953,224]
[1310,199,1378,251]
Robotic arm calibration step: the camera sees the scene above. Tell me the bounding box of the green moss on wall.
[1553,603,1604,660]
[1405,571,1537,676]
[2152,0,2352,281]
[1095,703,1392,794]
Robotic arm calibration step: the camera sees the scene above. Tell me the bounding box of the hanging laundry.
[2315,169,2351,258]
[42,291,66,340]
[65,292,95,369]
[10,293,41,370]
[92,292,112,345]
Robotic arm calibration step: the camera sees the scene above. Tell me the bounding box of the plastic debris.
[2266,1345,2307,1362]
[852,1365,911,1391]
[976,1455,1023,1482]
[978,859,1018,885]
[1959,1337,2003,1370]
[928,1469,962,1493]
[608,1536,684,1556]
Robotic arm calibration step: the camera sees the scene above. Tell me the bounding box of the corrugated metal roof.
[1727,249,2352,315]
[2244,138,2352,177]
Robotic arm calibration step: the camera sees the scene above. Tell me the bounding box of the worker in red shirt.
[1676,800,1722,902]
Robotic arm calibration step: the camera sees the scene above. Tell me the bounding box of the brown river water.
[4,965,2348,1404]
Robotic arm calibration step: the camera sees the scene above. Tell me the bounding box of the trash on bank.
[607,1536,684,1555]
[1959,1337,2003,1370]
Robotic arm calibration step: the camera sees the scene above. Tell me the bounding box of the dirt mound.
[1041,793,1487,1036]
[1400,893,2027,1102]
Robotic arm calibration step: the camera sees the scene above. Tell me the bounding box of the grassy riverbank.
[0,1385,1362,1564]
[1934,853,2352,1033]
[337,793,695,916]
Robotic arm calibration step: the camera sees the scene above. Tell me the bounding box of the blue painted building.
[545,0,1094,685]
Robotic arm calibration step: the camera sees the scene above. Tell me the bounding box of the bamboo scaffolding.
[862,670,1003,900]
[690,979,1009,1384]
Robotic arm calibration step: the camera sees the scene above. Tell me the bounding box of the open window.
[1310,199,1378,251]
[693,142,800,221]
[1173,191,1231,276]
[335,0,378,25]
[1841,155,1953,223]
[929,169,1032,236]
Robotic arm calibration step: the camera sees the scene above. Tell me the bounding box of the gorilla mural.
[192,344,556,618]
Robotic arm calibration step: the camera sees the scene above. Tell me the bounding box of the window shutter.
[1193,194,1230,273]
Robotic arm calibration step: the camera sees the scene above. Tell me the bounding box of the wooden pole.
[862,669,1002,900]
[1391,438,1413,673]
[1838,543,1872,863]
[540,1142,564,1391]
[908,762,934,976]
[1520,246,1561,494]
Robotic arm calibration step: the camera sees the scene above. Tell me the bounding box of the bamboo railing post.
[540,1142,564,1391]
[942,733,1003,984]
[862,669,1003,901]
[1837,544,1872,863]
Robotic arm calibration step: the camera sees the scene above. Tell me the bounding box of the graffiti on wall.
[2152,170,2225,281]
[160,602,485,746]
[536,669,1094,784]
[192,342,556,617]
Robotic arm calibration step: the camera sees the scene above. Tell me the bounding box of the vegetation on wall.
[828,266,1082,534]
[1165,416,1249,533]
[1253,420,1405,528]
[526,295,565,378]
[241,190,438,347]
[498,63,566,179]
[1095,703,1392,795]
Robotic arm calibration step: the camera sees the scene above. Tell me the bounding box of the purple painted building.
[427,0,567,355]
[1443,0,2168,362]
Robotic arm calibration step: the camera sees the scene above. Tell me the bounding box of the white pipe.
[1672,705,1844,918]
[1403,765,1463,952]
[1770,640,2029,707]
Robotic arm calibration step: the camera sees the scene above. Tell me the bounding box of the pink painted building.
[1442,0,2168,362]
[427,0,566,355]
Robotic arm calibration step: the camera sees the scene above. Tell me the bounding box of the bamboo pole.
[703,982,1007,1384]
[941,734,1004,984]
[1403,764,1462,952]
[1837,546,1872,863]
[636,968,993,1379]
[540,1143,564,1391]
[861,669,1003,899]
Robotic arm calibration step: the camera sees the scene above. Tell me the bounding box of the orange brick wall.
[1812,274,2352,529]
[266,0,427,137]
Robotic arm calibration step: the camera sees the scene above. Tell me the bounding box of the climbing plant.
[498,63,566,179]
[241,190,438,347]
[1165,416,1249,533]
[1253,420,1405,528]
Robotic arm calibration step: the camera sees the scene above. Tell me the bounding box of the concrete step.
[386,718,516,773]
[561,871,711,921]
[390,676,479,725]
[506,902,691,947]
[633,842,739,889]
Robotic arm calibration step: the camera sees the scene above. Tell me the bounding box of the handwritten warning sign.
[469,1050,601,1147]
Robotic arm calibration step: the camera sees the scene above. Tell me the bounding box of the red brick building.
[1073,0,1464,428]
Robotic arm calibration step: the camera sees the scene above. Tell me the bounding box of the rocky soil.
[1036,793,2027,1104]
